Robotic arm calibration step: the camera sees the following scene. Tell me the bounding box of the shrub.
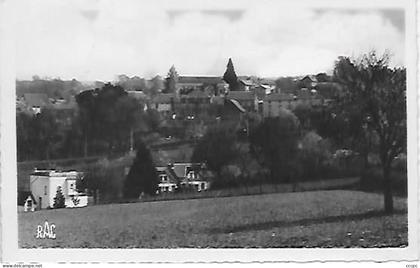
[53,186,66,208]
[124,141,159,198]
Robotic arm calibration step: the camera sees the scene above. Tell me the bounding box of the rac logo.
[36,221,56,239]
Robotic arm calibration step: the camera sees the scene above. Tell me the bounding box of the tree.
[223,58,240,91]
[146,75,164,97]
[191,125,239,184]
[123,141,159,198]
[249,109,301,184]
[75,83,143,155]
[333,51,406,213]
[298,131,332,179]
[164,65,179,93]
[53,186,66,208]
[77,159,125,203]
[315,72,330,82]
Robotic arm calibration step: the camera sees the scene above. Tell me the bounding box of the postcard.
[0,0,418,264]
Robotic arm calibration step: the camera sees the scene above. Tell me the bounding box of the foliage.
[192,125,240,180]
[249,110,301,183]
[123,141,159,198]
[76,158,127,202]
[76,83,144,155]
[16,77,87,100]
[223,58,240,91]
[116,74,147,91]
[145,75,164,97]
[333,51,406,213]
[315,72,330,82]
[164,65,179,93]
[298,131,332,179]
[53,186,66,209]
[16,110,65,161]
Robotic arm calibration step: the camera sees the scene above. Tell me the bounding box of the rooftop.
[178,76,224,85]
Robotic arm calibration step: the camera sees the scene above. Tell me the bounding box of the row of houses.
[21,162,213,211]
[156,163,212,193]
[145,87,328,120]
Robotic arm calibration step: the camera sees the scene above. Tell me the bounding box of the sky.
[12,0,405,81]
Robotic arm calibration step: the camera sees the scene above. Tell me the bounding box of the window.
[159,174,167,182]
[44,185,47,195]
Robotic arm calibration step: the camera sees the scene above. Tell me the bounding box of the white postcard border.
[1,0,418,263]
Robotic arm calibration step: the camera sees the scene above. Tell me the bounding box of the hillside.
[19,190,407,248]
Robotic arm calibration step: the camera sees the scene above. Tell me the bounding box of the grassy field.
[18,190,407,248]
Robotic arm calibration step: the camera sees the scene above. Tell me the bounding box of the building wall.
[157,103,172,112]
[29,176,49,209]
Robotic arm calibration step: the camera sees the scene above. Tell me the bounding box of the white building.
[29,169,88,209]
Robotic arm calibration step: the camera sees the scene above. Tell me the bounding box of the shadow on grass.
[208,209,407,234]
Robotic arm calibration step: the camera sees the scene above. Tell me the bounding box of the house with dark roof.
[156,166,179,193]
[156,163,212,193]
[299,75,318,89]
[172,163,212,192]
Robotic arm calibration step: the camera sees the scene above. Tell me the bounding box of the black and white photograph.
[0,0,418,264]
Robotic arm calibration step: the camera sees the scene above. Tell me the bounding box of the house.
[299,75,318,89]
[225,91,257,112]
[238,79,256,91]
[169,163,212,192]
[23,93,50,114]
[156,166,178,193]
[29,169,88,209]
[254,84,274,102]
[151,93,177,116]
[262,93,295,117]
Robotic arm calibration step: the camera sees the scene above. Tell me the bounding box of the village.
[17,58,343,211]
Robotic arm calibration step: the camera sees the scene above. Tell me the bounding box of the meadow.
[18,190,407,248]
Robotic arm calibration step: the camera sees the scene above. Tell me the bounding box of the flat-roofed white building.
[29,169,88,209]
